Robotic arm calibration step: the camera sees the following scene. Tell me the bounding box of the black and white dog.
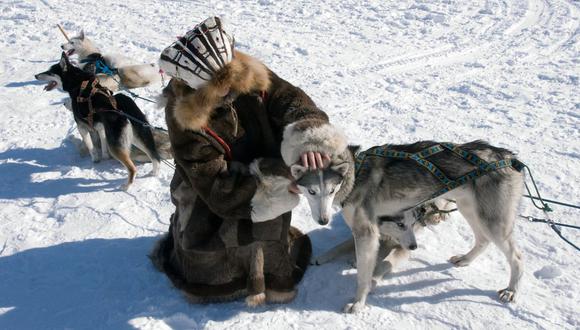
[35,53,161,190]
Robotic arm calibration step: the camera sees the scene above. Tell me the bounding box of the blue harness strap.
[95,59,117,76]
[354,143,525,201]
[80,57,118,76]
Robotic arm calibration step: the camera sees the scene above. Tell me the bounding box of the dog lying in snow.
[291,141,525,313]
[61,30,160,92]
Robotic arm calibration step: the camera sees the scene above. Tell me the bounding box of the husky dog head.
[35,52,91,92]
[377,209,424,250]
[290,162,349,225]
[60,30,98,57]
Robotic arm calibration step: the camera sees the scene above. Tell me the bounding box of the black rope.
[519,164,579,252]
[524,195,580,210]
[522,165,553,212]
[113,109,168,132]
[549,224,580,251]
[520,215,580,230]
[520,216,580,251]
[122,89,157,104]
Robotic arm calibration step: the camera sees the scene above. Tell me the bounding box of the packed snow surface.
[0,0,578,329]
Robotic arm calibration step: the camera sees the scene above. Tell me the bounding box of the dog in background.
[61,30,160,92]
[35,53,161,190]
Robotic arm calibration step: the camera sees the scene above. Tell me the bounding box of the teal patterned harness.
[354,142,526,202]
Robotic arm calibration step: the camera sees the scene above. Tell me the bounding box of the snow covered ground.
[0,0,578,329]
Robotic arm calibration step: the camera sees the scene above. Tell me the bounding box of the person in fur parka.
[151,21,347,306]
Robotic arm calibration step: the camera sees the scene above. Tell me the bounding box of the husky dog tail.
[115,93,161,174]
[118,63,160,88]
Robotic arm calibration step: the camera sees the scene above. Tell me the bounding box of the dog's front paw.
[371,278,379,290]
[120,183,131,191]
[498,288,516,303]
[90,151,101,163]
[449,254,472,267]
[343,301,366,314]
[146,169,159,177]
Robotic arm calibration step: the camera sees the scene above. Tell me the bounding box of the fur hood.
[170,51,271,131]
[280,119,348,166]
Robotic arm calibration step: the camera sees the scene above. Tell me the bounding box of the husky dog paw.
[120,183,132,191]
[449,254,472,267]
[246,293,266,307]
[343,301,366,314]
[146,169,159,177]
[498,288,516,302]
[371,278,379,290]
[90,151,101,163]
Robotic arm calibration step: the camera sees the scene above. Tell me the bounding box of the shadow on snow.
[0,140,125,199]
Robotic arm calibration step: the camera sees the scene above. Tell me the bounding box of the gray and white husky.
[291,140,525,313]
[61,30,160,92]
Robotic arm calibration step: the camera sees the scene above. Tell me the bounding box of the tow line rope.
[518,165,579,251]
[428,166,580,252]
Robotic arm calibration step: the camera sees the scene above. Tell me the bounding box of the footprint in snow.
[533,265,562,280]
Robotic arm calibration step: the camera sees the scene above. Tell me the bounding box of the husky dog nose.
[408,243,417,250]
[318,217,329,225]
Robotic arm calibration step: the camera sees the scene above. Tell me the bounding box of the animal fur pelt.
[169,51,271,132]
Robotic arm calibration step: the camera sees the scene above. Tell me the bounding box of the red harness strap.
[200,91,268,161]
[203,126,232,161]
[260,90,268,102]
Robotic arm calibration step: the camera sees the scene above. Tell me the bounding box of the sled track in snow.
[349,0,577,78]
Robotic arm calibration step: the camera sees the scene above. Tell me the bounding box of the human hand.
[300,151,331,170]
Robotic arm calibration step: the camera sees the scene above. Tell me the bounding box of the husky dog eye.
[329,188,335,194]
[308,188,316,195]
[396,222,406,230]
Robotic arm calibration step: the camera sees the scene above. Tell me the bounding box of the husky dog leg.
[373,246,409,285]
[77,121,100,162]
[494,236,523,302]
[106,124,137,190]
[449,196,490,266]
[313,237,354,265]
[116,94,161,176]
[343,206,380,313]
[131,135,161,176]
[94,123,110,160]
[108,146,137,190]
[451,177,524,302]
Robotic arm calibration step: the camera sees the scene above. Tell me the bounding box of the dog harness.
[80,55,118,76]
[76,79,118,127]
[354,142,526,202]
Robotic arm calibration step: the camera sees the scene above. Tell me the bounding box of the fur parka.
[151,51,346,305]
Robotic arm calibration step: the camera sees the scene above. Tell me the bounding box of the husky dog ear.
[348,145,361,155]
[331,162,349,177]
[79,30,85,40]
[290,164,308,179]
[59,52,69,71]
